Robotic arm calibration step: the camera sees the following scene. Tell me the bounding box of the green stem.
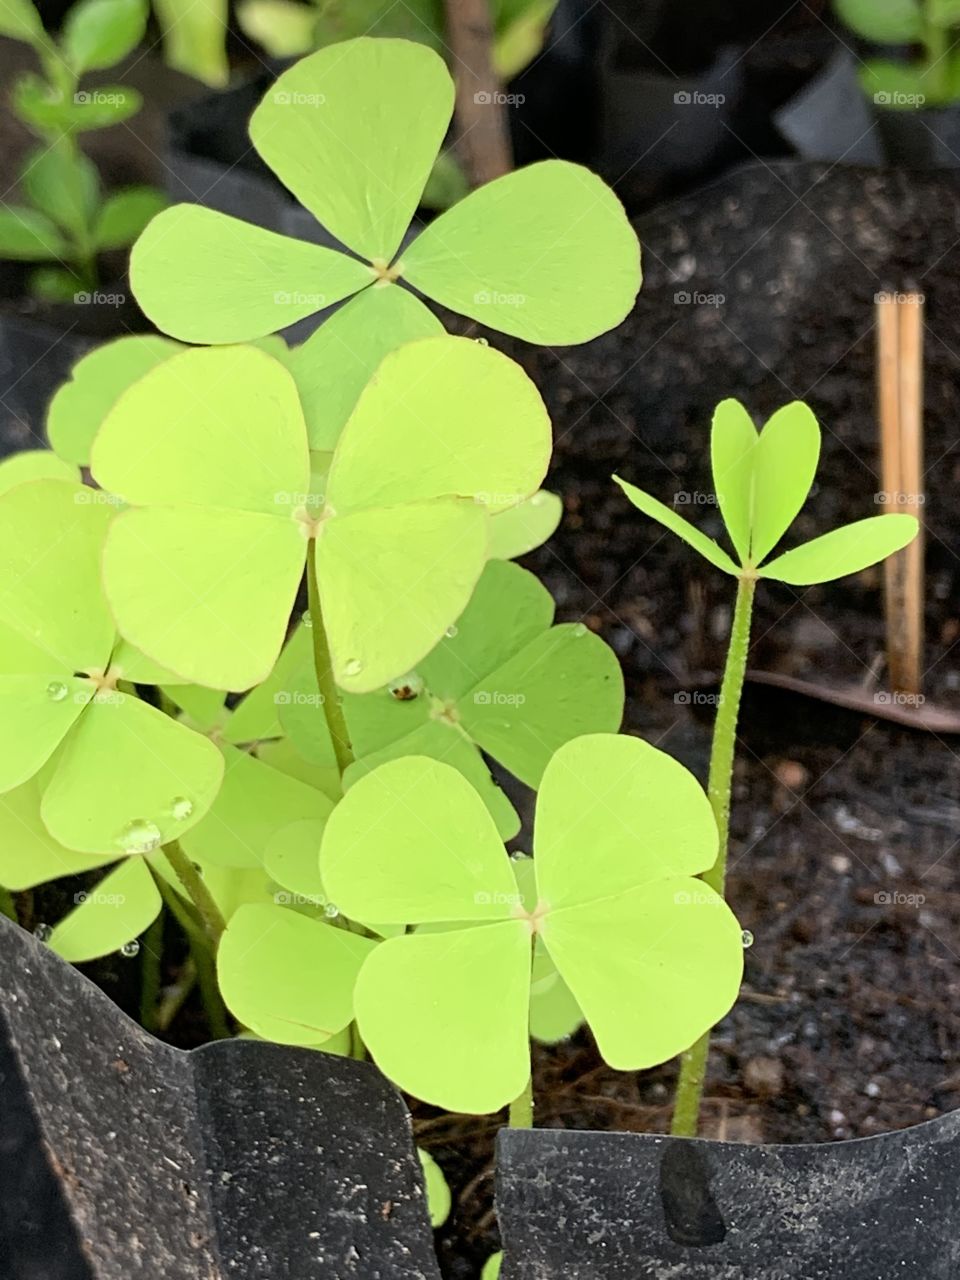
[0,886,17,924]
[922,1,950,101]
[139,909,165,1032]
[306,539,354,776]
[161,839,227,946]
[152,873,230,1040]
[670,574,755,1138]
[508,1076,534,1129]
[155,957,197,1033]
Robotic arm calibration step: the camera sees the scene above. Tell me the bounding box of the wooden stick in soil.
[877,292,925,697]
[443,0,513,186]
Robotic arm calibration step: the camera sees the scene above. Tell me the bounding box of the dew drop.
[445,625,458,638]
[323,902,340,920]
[33,922,52,943]
[741,929,754,948]
[573,623,588,637]
[474,336,489,346]
[344,659,363,677]
[46,680,69,702]
[170,796,193,822]
[120,939,140,958]
[301,610,313,629]
[388,672,423,701]
[117,818,162,855]
[530,492,545,506]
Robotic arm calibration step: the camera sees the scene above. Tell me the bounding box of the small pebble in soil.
[864,1080,881,1098]
[743,1056,785,1098]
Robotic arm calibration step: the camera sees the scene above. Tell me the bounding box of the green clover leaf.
[91,335,550,693]
[321,735,744,1114]
[130,38,640,346]
[488,489,562,560]
[0,479,223,855]
[615,398,918,584]
[0,449,79,494]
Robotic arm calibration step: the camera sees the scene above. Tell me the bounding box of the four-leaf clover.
[322,733,744,1114]
[130,38,641,346]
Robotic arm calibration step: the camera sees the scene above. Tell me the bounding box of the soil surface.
[421,160,960,1276]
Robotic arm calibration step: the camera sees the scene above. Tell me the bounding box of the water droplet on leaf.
[46,681,68,702]
[120,939,140,958]
[344,659,362,677]
[34,922,52,942]
[741,929,754,948]
[117,819,162,855]
[573,624,588,637]
[323,902,340,920]
[388,672,423,701]
[445,625,458,638]
[301,610,313,629]
[170,797,193,821]
[474,337,489,346]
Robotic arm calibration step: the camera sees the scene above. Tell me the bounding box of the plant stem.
[139,909,165,1032]
[306,539,354,776]
[923,2,949,102]
[161,840,227,946]
[0,886,17,924]
[152,873,230,1040]
[670,574,756,1138]
[508,1077,534,1129]
[156,957,197,1033]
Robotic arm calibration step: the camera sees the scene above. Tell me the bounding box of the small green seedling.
[0,0,167,298]
[616,397,919,1135]
[835,0,960,107]
[131,37,640,345]
[317,734,744,1115]
[90,335,551,694]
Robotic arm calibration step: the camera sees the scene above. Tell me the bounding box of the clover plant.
[0,0,167,298]
[615,397,919,1134]
[130,37,641,345]
[835,0,960,106]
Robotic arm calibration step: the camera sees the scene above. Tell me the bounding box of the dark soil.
[422,160,960,1276]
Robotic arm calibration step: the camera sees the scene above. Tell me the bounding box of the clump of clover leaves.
[835,0,960,108]
[0,0,167,299]
[283,732,746,1117]
[130,37,641,345]
[615,397,919,1135]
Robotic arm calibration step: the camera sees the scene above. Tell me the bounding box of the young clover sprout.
[0,0,167,298]
[130,37,641,345]
[318,734,744,1118]
[89,336,551,706]
[835,0,960,107]
[277,559,625,838]
[614,397,919,1135]
[0,479,224,947]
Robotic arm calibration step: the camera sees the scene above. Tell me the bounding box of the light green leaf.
[834,0,922,42]
[0,479,115,671]
[402,161,641,344]
[257,737,341,801]
[289,287,443,450]
[488,490,562,559]
[47,334,181,466]
[419,1149,451,1227]
[0,205,67,260]
[224,624,314,745]
[930,0,960,26]
[326,336,550,514]
[153,0,228,86]
[533,733,717,909]
[0,673,87,792]
[481,1253,502,1280]
[93,185,168,250]
[130,204,373,343]
[62,0,146,72]
[49,856,160,962]
[263,817,327,900]
[181,745,333,869]
[236,0,315,57]
[749,401,820,564]
[710,398,756,563]
[0,0,44,43]
[529,958,582,1044]
[541,876,743,1069]
[12,74,141,132]
[218,902,374,1043]
[40,692,224,854]
[0,450,79,495]
[613,475,739,576]
[162,684,226,732]
[0,777,114,889]
[353,922,531,1113]
[322,755,520,924]
[317,499,488,694]
[495,0,557,78]
[20,142,99,242]
[758,514,919,585]
[249,38,454,262]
